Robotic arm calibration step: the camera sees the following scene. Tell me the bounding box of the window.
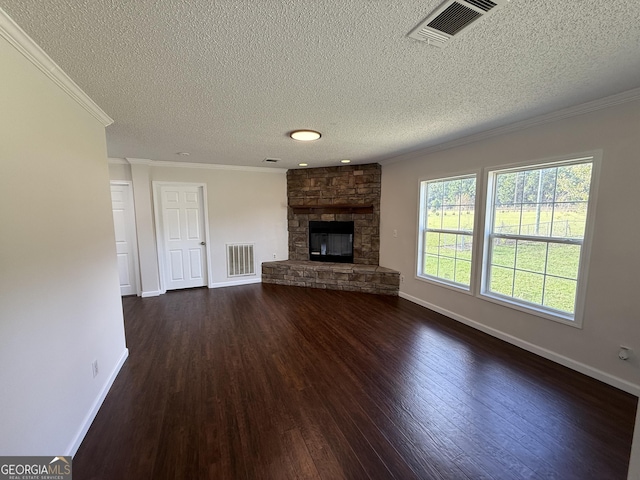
[482,157,595,321]
[418,174,477,289]
[415,154,598,325]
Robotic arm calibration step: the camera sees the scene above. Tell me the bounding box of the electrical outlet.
[400,275,405,283]
[393,229,398,238]
[618,346,631,361]
[92,360,99,378]
[273,253,277,259]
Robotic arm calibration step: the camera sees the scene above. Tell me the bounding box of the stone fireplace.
[262,163,399,295]
[286,163,381,265]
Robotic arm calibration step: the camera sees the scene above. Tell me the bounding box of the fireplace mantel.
[290,204,374,215]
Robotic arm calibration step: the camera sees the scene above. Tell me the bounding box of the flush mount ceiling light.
[298,163,308,167]
[340,159,351,164]
[290,130,321,141]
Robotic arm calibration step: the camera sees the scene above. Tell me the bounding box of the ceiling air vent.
[262,158,280,163]
[408,0,509,48]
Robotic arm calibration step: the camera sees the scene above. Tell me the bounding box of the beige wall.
[108,162,132,181]
[380,100,640,393]
[0,36,126,455]
[109,162,288,291]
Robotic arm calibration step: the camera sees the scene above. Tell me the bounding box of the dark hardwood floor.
[73,284,637,479]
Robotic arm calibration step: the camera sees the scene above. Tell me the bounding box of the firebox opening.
[309,221,354,263]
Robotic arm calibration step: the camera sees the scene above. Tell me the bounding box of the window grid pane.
[488,235,585,314]
[491,165,592,238]
[490,265,514,297]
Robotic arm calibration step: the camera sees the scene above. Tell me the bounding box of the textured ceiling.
[3,1,640,169]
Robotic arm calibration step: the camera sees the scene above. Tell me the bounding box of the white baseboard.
[67,348,129,457]
[141,290,161,298]
[399,292,640,397]
[143,280,261,295]
[210,277,262,289]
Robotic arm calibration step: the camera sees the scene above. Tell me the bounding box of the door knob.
[200,241,206,245]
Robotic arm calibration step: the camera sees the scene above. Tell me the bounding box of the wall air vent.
[408,0,509,48]
[227,243,255,277]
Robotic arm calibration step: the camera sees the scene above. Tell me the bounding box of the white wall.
[109,162,288,290]
[128,161,161,295]
[380,99,640,477]
[0,35,127,455]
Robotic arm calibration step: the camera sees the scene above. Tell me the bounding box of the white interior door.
[160,185,208,290]
[111,183,139,296]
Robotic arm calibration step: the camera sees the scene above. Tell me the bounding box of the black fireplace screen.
[309,221,354,263]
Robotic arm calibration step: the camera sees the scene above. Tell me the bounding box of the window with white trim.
[481,157,594,321]
[418,174,477,289]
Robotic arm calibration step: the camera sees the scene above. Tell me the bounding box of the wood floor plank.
[73,284,638,479]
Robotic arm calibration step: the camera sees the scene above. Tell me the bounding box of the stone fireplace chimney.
[287,163,381,264]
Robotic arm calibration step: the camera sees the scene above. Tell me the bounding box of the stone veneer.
[287,163,381,264]
[262,163,400,295]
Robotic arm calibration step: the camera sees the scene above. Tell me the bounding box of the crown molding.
[380,87,640,165]
[108,157,129,165]
[124,157,153,166]
[143,159,287,173]
[0,7,113,127]
[121,157,286,173]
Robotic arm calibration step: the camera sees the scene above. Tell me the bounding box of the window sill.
[478,292,582,328]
